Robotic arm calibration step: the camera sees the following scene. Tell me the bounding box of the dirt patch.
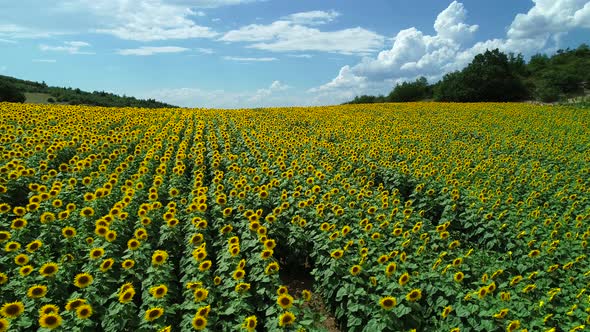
[280,263,340,332]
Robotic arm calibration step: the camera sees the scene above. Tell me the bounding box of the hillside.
[346,43,590,104]
[0,74,177,108]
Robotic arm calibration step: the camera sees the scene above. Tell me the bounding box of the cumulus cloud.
[40,41,93,54]
[220,10,384,55]
[144,80,294,108]
[311,0,590,103]
[117,46,189,56]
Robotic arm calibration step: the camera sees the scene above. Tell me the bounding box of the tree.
[0,81,26,103]
[434,49,528,102]
[388,77,431,102]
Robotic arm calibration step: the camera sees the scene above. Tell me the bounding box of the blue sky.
[1,0,589,108]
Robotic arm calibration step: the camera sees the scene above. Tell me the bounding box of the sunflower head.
[243,315,257,331]
[0,301,25,318]
[27,284,48,299]
[277,294,294,309]
[39,313,62,329]
[192,314,208,330]
[379,296,397,310]
[145,307,164,322]
[76,304,93,319]
[406,289,422,302]
[278,311,295,327]
[74,273,93,288]
[39,304,60,316]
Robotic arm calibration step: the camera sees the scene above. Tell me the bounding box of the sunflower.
[399,272,410,286]
[89,247,105,260]
[379,296,397,310]
[302,290,312,302]
[243,315,257,331]
[150,285,168,299]
[65,298,86,311]
[213,276,222,285]
[265,262,279,275]
[39,304,60,316]
[277,294,294,309]
[453,271,464,283]
[100,258,114,272]
[0,318,9,332]
[0,301,24,318]
[278,311,295,327]
[74,273,94,288]
[193,288,209,302]
[121,259,135,269]
[145,307,164,322]
[406,289,422,302]
[233,269,246,280]
[493,308,509,319]
[441,306,452,319]
[76,304,93,319]
[197,305,211,317]
[0,231,10,242]
[127,239,141,250]
[27,284,48,299]
[277,286,288,295]
[158,326,172,332]
[350,265,362,276]
[261,249,273,260]
[0,273,7,285]
[14,254,29,266]
[330,249,344,259]
[119,289,135,304]
[192,314,207,330]
[80,207,94,217]
[506,320,520,332]
[235,282,251,293]
[26,239,42,252]
[151,250,168,266]
[5,241,20,252]
[11,218,27,230]
[39,313,62,329]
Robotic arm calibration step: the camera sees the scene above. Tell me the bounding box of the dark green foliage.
[0,81,26,103]
[346,43,590,104]
[0,74,177,108]
[434,49,529,102]
[388,77,432,102]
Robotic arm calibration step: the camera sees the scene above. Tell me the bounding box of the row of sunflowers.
[0,102,589,331]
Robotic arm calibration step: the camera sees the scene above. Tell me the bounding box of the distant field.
[24,92,55,104]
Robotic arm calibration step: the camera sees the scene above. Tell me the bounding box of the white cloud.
[32,59,57,63]
[143,80,295,108]
[310,0,590,104]
[167,0,264,8]
[248,80,289,103]
[282,10,340,25]
[508,0,590,39]
[223,56,277,62]
[117,46,189,56]
[0,23,65,39]
[195,47,215,54]
[288,54,313,58]
[66,0,218,41]
[221,19,385,55]
[40,41,93,54]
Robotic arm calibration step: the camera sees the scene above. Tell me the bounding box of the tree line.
[0,75,177,108]
[346,43,590,104]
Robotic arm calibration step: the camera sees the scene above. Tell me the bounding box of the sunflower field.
[0,102,589,332]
